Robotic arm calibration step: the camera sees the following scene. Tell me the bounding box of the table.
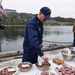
[17,60,58,75]
[0,49,75,75]
[17,59,75,75]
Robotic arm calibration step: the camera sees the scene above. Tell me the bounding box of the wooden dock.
[0,44,72,62]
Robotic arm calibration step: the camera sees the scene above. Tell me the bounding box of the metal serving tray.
[18,62,33,72]
[55,63,75,75]
[35,62,51,71]
[35,71,57,75]
[0,66,18,75]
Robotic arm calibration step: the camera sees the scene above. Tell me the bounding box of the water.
[0,25,73,52]
[43,25,73,46]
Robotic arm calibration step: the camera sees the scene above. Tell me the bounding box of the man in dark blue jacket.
[22,7,51,64]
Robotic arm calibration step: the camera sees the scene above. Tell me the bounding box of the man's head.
[37,7,51,22]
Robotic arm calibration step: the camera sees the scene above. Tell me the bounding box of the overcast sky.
[2,0,75,18]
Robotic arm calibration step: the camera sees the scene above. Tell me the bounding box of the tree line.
[1,12,75,26]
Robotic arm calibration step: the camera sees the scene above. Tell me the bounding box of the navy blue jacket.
[22,15,44,64]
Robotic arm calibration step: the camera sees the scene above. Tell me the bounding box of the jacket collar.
[35,15,43,25]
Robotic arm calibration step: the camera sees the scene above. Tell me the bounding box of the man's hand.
[41,55,48,63]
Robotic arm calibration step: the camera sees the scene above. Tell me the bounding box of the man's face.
[40,13,47,22]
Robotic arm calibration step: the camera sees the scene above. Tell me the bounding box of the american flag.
[0,4,7,17]
[0,0,2,4]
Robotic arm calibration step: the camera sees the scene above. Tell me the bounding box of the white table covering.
[0,49,75,75]
[16,59,75,75]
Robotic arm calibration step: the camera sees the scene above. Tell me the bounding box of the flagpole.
[0,31,1,52]
[0,0,2,52]
[0,0,7,52]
